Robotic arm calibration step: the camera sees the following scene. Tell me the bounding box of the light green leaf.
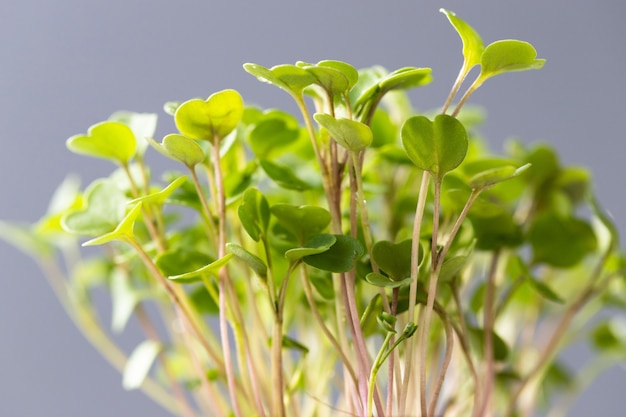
[243,63,316,97]
[147,134,205,167]
[314,113,372,152]
[62,180,129,237]
[123,340,162,390]
[130,176,188,207]
[440,9,484,71]
[174,89,244,141]
[67,121,137,164]
[109,111,158,156]
[379,67,433,93]
[480,40,545,80]
[259,160,312,191]
[247,112,301,158]
[82,203,143,246]
[168,254,233,283]
[401,114,468,180]
[468,163,530,190]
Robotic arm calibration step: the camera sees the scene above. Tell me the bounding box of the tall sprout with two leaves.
[2,9,625,417]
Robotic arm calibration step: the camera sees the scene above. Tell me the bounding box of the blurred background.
[1,1,625,416]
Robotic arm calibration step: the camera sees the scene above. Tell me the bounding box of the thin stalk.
[419,178,443,417]
[188,166,218,247]
[473,250,501,417]
[38,258,184,416]
[300,267,358,386]
[135,304,198,417]
[441,63,471,114]
[428,315,454,417]
[451,77,484,117]
[368,332,394,417]
[399,172,429,415]
[211,135,243,417]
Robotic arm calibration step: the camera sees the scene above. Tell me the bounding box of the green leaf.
[271,204,331,244]
[62,180,129,237]
[123,340,162,390]
[309,270,334,300]
[379,67,433,93]
[147,134,205,167]
[109,111,158,156]
[243,63,316,97]
[365,272,412,289]
[439,255,469,284]
[314,113,372,152]
[303,234,364,273]
[371,239,415,281]
[303,63,351,97]
[189,284,219,315]
[226,243,267,278]
[129,176,188,207]
[67,121,137,164]
[468,163,530,190]
[82,203,143,246]
[237,188,270,242]
[259,160,313,191]
[174,89,244,141]
[282,335,309,354]
[317,60,359,91]
[470,211,523,250]
[529,212,597,268]
[168,254,233,284]
[401,114,468,180]
[440,9,484,71]
[480,40,545,80]
[285,234,336,263]
[156,249,213,277]
[247,112,301,158]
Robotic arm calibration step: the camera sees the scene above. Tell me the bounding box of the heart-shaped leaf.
[175,89,243,141]
[440,9,484,71]
[271,204,331,244]
[314,113,372,152]
[109,111,158,156]
[237,188,270,242]
[243,63,316,97]
[259,160,312,191]
[480,40,545,80]
[470,211,524,250]
[67,121,137,164]
[371,239,415,281]
[401,114,468,180]
[285,234,336,263]
[62,180,129,236]
[227,243,267,279]
[147,135,205,167]
[303,234,363,273]
[317,60,359,91]
[302,63,351,97]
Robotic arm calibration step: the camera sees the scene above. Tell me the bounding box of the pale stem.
[441,63,470,114]
[428,315,454,417]
[399,171,429,415]
[188,166,218,247]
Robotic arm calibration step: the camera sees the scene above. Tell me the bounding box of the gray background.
[1,1,625,416]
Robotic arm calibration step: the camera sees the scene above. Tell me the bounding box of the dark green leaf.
[371,239,415,281]
[304,234,364,273]
[227,243,267,278]
[365,272,412,288]
[271,204,331,244]
[237,188,270,242]
[470,211,523,250]
[285,234,336,263]
[439,255,469,284]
